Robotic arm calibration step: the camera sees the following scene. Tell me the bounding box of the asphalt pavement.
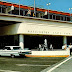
[41,56,72,72]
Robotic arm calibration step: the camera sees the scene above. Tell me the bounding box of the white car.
[0,46,32,58]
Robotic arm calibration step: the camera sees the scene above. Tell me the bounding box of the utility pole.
[34,0,36,17]
[47,3,51,19]
[19,0,20,15]
[69,8,72,21]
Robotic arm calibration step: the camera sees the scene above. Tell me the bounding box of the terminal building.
[0,1,72,57]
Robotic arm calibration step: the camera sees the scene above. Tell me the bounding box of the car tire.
[11,54,15,58]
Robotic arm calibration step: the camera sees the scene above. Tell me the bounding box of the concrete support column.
[55,14,56,20]
[39,13,40,18]
[19,34,24,49]
[60,15,61,20]
[52,14,53,19]
[66,16,67,21]
[23,10,25,16]
[42,12,43,18]
[63,36,67,45]
[63,16,65,21]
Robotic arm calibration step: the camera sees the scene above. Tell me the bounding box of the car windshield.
[13,47,21,50]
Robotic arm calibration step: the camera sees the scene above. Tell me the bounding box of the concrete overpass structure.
[0,1,72,57]
[0,13,71,57]
[0,13,72,49]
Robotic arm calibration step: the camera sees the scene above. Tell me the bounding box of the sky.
[0,0,72,13]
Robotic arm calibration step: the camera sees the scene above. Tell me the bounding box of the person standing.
[44,39,48,51]
[62,44,67,50]
[44,11,47,18]
[33,13,35,17]
[68,43,72,48]
[68,43,72,55]
[27,8,31,17]
[50,44,53,50]
[39,44,42,51]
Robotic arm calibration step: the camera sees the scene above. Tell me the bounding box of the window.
[13,47,21,50]
[4,47,11,50]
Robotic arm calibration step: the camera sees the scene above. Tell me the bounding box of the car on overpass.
[0,46,32,58]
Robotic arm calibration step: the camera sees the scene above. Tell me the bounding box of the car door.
[1,47,11,56]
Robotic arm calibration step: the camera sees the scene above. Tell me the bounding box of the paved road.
[41,56,72,72]
[0,57,65,72]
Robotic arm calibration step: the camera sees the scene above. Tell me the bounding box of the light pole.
[19,0,20,15]
[34,0,36,17]
[69,8,72,21]
[47,3,51,19]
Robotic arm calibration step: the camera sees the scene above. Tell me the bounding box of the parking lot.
[0,57,65,72]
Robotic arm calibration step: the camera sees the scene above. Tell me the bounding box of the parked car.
[0,46,32,58]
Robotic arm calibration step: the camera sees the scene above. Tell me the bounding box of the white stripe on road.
[47,56,72,72]
[16,64,50,66]
[0,70,20,72]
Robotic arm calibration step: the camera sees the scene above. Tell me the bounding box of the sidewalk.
[41,56,72,72]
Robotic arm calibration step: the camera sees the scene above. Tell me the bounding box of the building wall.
[0,19,72,36]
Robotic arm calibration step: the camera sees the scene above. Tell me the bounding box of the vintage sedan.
[0,46,32,58]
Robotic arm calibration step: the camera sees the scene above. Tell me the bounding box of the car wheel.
[11,54,15,58]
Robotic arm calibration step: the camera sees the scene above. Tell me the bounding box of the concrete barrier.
[25,48,70,57]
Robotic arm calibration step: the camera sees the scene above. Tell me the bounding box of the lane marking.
[47,56,72,72]
[32,61,58,62]
[0,69,20,72]
[16,64,50,66]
